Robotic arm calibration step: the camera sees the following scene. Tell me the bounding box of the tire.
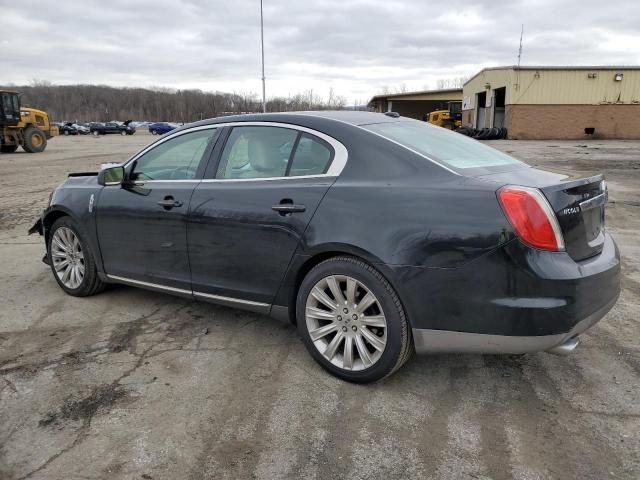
[0,144,19,153]
[297,256,412,383]
[474,128,491,140]
[120,130,127,136]
[92,130,100,136]
[22,126,47,153]
[151,130,157,135]
[63,130,69,136]
[48,216,106,297]
[500,127,508,139]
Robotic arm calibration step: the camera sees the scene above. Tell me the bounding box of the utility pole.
[260,0,266,113]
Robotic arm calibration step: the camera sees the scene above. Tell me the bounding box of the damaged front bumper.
[28,216,50,265]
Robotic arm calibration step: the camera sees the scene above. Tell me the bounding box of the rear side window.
[362,120,523,171]
[289,134,333,176]
[216,126,334,179]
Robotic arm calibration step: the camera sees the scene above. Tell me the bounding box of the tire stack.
[455,126,508,140]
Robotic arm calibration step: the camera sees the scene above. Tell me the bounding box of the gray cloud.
[1,0,639,102]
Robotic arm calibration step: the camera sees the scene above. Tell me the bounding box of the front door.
[188,124,338,306]
[97,127,218,290]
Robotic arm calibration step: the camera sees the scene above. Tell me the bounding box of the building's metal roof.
[464,65,640,86]
[369,88,463,102]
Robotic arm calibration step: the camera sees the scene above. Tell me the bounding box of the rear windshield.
[362,120,524,172]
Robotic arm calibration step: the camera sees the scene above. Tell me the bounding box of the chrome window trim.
[122,121,348,180]
[200,174,336,183]
[123,124,221,168]
[130,179,201,184]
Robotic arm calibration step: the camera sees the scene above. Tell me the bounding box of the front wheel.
[48,217,105,297]
[151,130,157,135]
[297,256,412,383]
[22,126,47,153]
[120,130,127,136]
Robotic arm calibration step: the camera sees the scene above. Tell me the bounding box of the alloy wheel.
[51,227,85,289]
[305,275,387,371]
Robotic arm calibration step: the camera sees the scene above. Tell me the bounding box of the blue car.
[148,122,177,135]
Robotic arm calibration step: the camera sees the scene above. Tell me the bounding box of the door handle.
[157,197,183,209]
[272,202,306,215]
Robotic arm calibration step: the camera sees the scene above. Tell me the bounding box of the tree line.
[2,82,350,123]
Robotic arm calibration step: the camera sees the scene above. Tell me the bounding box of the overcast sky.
[2,0,639,102]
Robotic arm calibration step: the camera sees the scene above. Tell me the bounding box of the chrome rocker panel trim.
[106,274,270,314]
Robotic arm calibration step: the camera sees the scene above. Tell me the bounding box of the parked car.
[148,122,177,135]
[29,111,620,383]
[73,123,90,135]
[59,122,79,136]
[90,120,136,136]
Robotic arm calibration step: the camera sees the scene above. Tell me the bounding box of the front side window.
[2,93,14,114]
[131,128,216,181]
[216,126,298,179]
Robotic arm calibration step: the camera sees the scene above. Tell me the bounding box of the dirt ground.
[0,131,638,480]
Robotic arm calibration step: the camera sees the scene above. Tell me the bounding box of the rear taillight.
[497,185,565,251]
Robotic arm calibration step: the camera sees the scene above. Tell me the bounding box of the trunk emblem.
[562,206,580,216]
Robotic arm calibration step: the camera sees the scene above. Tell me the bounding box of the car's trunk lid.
[540,174,606,261]
[476,168,607,261]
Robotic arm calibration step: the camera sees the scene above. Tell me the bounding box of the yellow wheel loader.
[426,101,463,130]
[0,90,58,153]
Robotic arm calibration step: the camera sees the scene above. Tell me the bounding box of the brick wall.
[506,104,640,139]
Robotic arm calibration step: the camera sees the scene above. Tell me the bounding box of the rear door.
[97,126,219,290]
[188,123,344,307]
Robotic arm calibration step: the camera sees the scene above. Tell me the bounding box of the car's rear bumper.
[389,231,620,353]
[412,293,618,354]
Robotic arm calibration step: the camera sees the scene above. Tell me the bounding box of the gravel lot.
[1,132,639,480]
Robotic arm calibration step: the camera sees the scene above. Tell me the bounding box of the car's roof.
[189,110,402,129]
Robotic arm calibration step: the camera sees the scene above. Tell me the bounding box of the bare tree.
[3,83,350,122]
[436,77,469,89]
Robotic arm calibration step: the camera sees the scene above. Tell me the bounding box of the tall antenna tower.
[517,24,524,68]
[516,24,524,91]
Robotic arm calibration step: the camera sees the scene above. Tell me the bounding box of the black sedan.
[29,111,620,382]
[90,120,136,136]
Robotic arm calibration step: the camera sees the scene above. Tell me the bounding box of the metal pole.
[260,0,266,113]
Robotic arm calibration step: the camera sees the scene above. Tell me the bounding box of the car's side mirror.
[98,165,124,186]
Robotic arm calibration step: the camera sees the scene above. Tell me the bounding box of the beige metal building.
[369,88,462,120]
[462,66,640,139]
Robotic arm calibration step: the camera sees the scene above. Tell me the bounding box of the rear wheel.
[151,130,157,135]
[297,256,412,383]
[92,130,100,136]
[1,144,19,153]
[48,217,105,297]
[22,126,47,153]
[120,130,127,136]
[63,130,69,136]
